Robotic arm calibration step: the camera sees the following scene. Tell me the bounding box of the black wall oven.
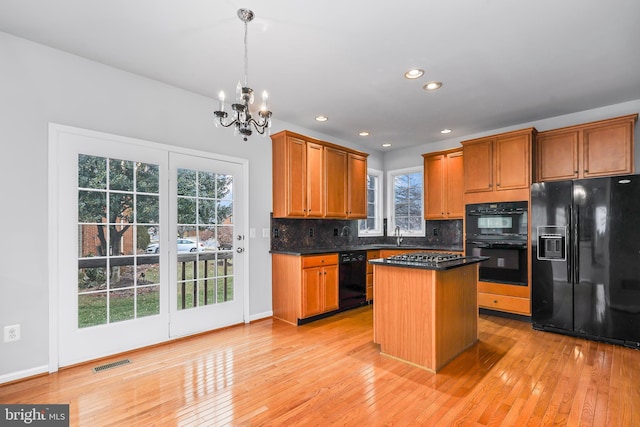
[465,201,528,286]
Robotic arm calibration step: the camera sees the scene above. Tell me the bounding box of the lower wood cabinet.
[477,281,530,316]
[272,253,339,324]
[301,255,339,318]
[366,250,380,302]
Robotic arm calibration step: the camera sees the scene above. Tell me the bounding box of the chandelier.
[214,8,272,141]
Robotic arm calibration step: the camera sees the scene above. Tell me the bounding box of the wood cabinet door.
[446,150,464,218]
[323,265,339,312]
[424,154,445,219]
[347,153,367,218]
[536,131,579,182]
[463,139,493,193]
[286,137,307,216]
[324,147,348,218]
[306,142,324,217]
[583,121,634,178]
[495,133,530,191]
[301,267,323,318]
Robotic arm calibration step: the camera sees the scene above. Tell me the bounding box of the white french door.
[168,152,245,337]
[51,125,247,368]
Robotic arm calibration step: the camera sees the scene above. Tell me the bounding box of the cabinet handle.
[575,170,579,174]
[494,300,498,304]
[584,169,588,173]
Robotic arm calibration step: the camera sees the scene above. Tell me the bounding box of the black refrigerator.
[531,174,640,348]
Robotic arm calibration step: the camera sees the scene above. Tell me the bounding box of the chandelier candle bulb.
[218,91,225,111]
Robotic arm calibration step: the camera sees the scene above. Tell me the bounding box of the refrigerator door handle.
[573,206,580,285]
[566,205,572,283]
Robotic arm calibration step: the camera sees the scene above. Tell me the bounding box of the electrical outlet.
[433,228,439,236]
[333,228,339,236]
[4,324,20,342]
[262,228,270,238]
[309,228,314,237]
[273,228,279,238]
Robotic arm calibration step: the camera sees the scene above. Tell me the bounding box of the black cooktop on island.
[369,251,488,270]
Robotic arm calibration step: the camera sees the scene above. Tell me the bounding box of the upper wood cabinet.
[347,153,368,218]
[324,147,348,218]
[423,148,464,219]
[535,114,637,182]
[306,142,325,217]
[462,128,536,203]
[272,130,368,219]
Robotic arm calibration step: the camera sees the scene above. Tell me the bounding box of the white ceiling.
[1,0,639,151]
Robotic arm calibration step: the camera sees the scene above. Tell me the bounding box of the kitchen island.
[369,253,487,372]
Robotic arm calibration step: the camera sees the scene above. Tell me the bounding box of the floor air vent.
[92,358,131,373]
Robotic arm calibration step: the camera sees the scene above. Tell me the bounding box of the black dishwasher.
[338,251,367,311]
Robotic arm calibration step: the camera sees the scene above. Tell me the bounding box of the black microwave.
[465,201,528,240]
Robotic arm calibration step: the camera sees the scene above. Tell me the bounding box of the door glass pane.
[77,154,161,328]
[176,168,234,310]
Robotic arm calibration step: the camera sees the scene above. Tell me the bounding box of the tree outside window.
[388,167,424,236]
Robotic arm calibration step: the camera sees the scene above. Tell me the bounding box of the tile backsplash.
[270,216,463,251]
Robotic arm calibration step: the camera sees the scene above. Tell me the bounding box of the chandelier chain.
[243,19,249,86]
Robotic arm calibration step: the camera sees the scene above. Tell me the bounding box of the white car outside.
[145,239,205,254]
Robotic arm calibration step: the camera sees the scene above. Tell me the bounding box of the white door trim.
[48,123,250,372]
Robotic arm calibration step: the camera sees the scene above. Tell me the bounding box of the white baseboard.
[0,365,49,385]
[249,311,273,322]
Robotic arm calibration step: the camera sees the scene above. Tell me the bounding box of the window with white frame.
[358,168,383,237]
[387,167,424,236]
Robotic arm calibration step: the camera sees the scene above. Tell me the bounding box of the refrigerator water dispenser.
[537,226,566,261]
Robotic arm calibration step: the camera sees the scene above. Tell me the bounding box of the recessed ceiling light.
[440,129,452,134]
[423,81,443,91]
[404,68,424,79]
[358,131,370,137]
[382,143,392,148]
[315,115,328,122]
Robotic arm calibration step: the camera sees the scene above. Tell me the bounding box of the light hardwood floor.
[1,306,639,426]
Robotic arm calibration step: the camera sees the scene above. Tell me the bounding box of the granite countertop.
[368,256,488,271]
[270,244,464,255]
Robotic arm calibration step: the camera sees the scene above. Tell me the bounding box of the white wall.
[0,31,379,381]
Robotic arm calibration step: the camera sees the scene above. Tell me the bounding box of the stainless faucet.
[394,226,403,247]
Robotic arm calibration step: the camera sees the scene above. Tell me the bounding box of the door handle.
[236,247,244,253]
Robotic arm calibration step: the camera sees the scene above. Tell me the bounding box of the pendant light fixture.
[213,8,272,141]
